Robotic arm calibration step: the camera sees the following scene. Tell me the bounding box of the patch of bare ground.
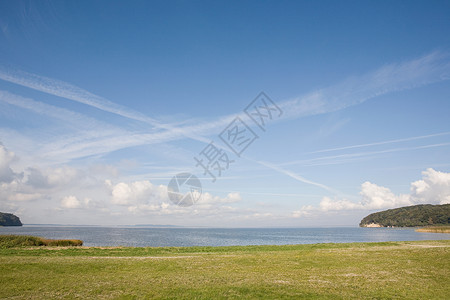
[405,244,448,248]
[272,279,291,285]
[321,242,449,253]
[83,255,196,259]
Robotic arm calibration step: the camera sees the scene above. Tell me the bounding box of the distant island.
[0,212,23,226]
[360,204,450,227]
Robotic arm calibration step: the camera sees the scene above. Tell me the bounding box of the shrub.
[0,235,83,248]
[42,238,83,246]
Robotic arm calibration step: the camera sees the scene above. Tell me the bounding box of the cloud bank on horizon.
[2,141,449,225]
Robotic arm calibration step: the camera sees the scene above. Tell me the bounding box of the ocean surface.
[1,226,448,247]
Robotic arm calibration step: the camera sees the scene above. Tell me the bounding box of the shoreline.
[1,238,449,251]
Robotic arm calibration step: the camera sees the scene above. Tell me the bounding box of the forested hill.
[0,212,23,226]
[360,204,450,227]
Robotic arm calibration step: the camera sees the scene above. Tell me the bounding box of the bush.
[0,235,83,248]
[42,238,83,246]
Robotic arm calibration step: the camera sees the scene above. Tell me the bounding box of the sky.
[0,0,450,227]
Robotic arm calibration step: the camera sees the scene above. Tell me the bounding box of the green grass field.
[0,240,449,299]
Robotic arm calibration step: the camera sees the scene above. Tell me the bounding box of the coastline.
[2,226,449,247]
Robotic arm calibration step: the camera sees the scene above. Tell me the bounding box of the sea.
[1,226,449,247]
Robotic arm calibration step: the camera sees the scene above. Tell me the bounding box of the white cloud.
[61,196,81,209]
[359,181,412,209]
[0,144,111,214]
[102,176,243,219]
[106,178,242,216]
[127,204,161,213]
[199,192,242,205]
[292,209,311,218]
[8,192,42,202]
[240,212,274,220]
[225,192,242,203]
[410,168,450,205]
[0,143,246,223]
[61,195,92,209]
[0,144,19,183]
[0,177,42,204]
[0,144,103,212]
[294,168,450,217]
[107,180,167,206]
[0,145,41,206]
[26,166,80,188]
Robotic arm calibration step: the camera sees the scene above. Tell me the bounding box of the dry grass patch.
[416,226,450,233]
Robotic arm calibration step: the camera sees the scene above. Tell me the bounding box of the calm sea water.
[0,226,448,247]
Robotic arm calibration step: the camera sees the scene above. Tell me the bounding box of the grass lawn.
[0,240,449,299]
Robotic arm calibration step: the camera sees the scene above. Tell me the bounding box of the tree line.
[360,204,450,227]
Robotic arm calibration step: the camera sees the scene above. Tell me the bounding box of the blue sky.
[0,0,449,226]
